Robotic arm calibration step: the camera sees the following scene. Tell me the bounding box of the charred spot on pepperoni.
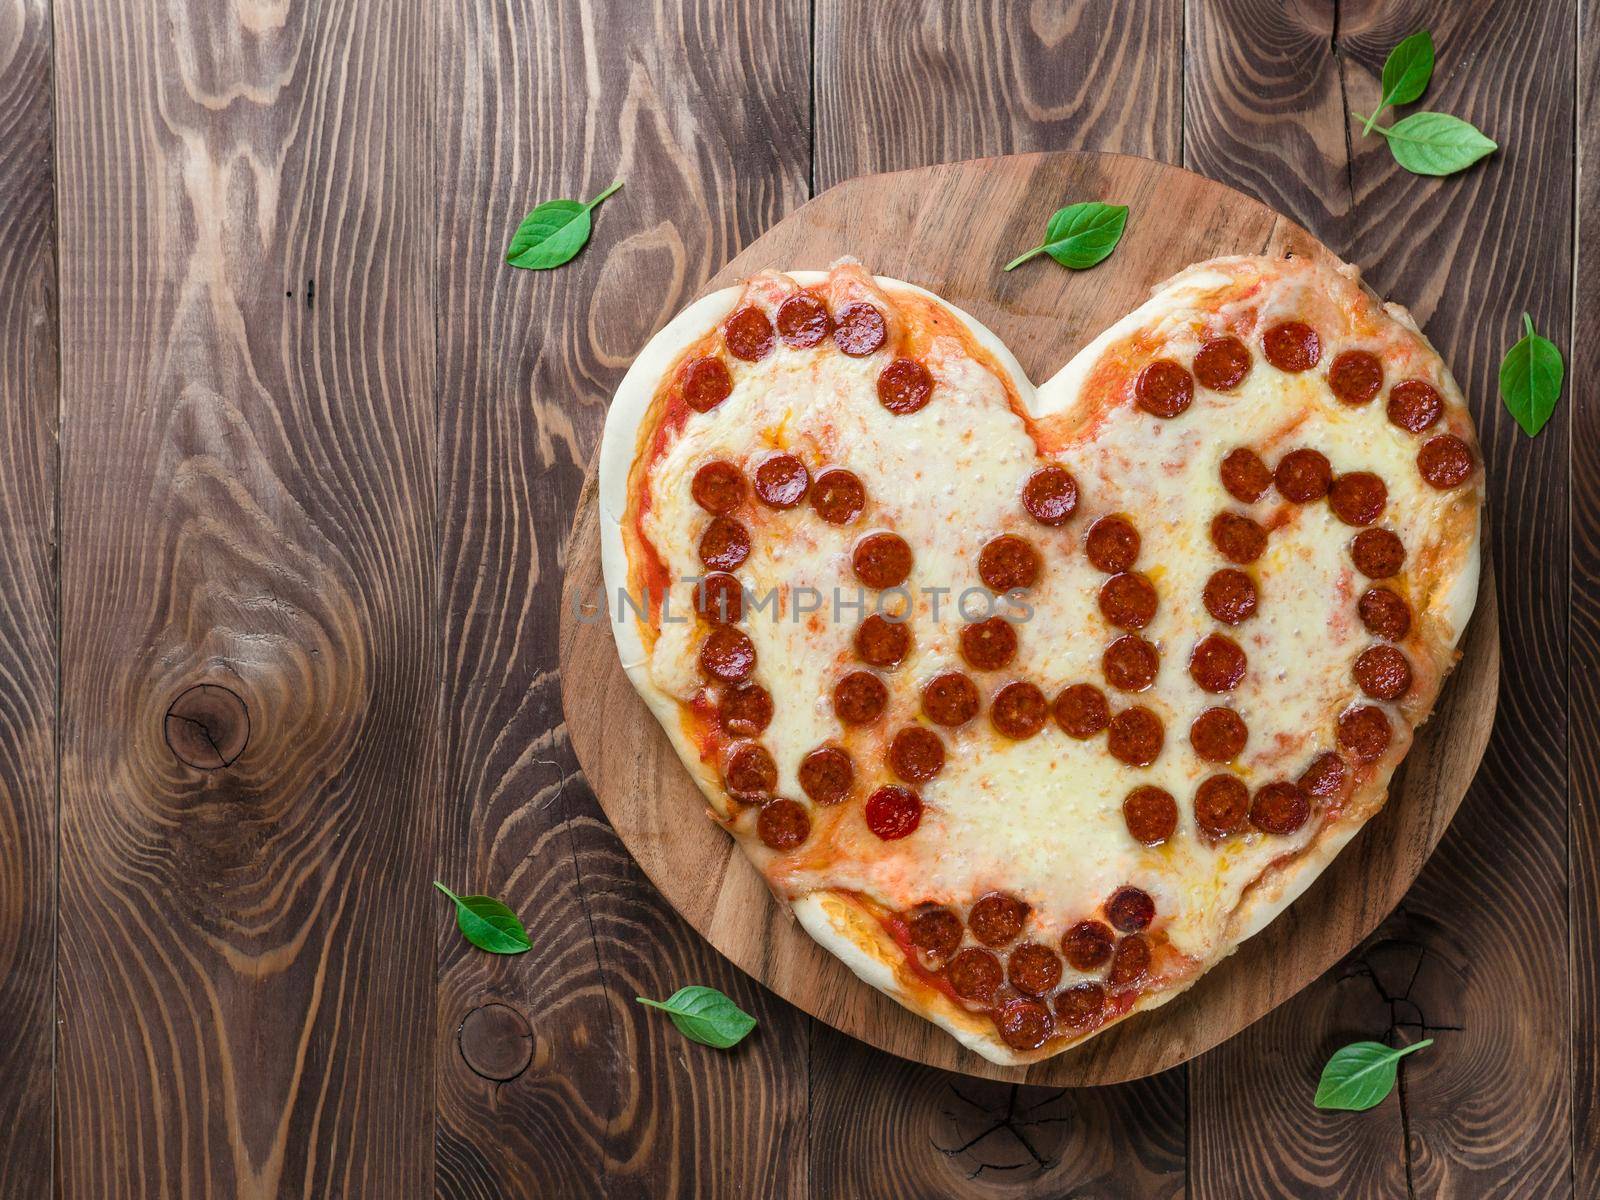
[1055,981,1109,1031]
[877,357,934,414]
[968,892,1030,947]
[1086,516,1140,573]
[1135,359,1194,418]
[810,468,866,525]
[998,998,1055,1051]
[852,531,914,589]
[1123,786,1178,847]
[692,460,745,514]
[1418,434,1474,490]
[695,572,744,624]
[1203,568,1258,625]
[1099,572,1158,631]
[855,614,911,668]
[1274,448,1332,503]
[960,617,1018,671]
[832,302,887,357]
[1328,349,1384,405]
[1061,920,1115,971]
[1300,751,1348,799]
[1358,586,1412,641]
[757,798,810,851]
[1106,886,1156,933]
[1054,683,1110,739]
[1107,934,1152,991]
[724,306,775,362]
[681,356,733,412]
[833,670,887,725]
[1249,780,1310,835]
[698,516,751,571]
[922,671,980,727]
[1210,511,1268,564]
[1194,336,1252,391]
[978,534,1041,592]
[1337,704,1394,763]
[1008,942,1064,998]
[1388,379,1444,433]
[1190,707,1248,763]
[1329,471,1387,526]
[1107,706,1164,766]
[1351,528,1406,579]
[798,745,854,805]
[1354,645,1413,700]
[723,741,777,799]
[908,905,963,962]
[889,726,945,782]
[1022,464,1080,526]
[775,291,831,348]
[864,785,922,840]
[1189,633,1247,693]
[945,947,1003,1003]
[752,453,810,508]
[1194,774,1249,837]
[1220,448,1273,503]
[717,682,772,737]
[699,627,755,683]
[991,681,1048,740]
[1102,635,1159,693]
[1263,320,1322,372]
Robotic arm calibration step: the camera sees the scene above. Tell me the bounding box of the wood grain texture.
[52,0,439,1194]
[432,1,813,1197]
[1184,2,1574,1195]
[0,0,57,1194]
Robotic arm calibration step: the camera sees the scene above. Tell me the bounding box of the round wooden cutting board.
[557,151,1500,1085]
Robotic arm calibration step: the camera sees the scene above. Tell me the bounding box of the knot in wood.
[164,684,250,770]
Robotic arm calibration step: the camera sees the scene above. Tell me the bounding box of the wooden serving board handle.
[558,151,1500,1084]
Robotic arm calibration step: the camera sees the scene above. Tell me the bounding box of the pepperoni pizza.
[597,255,1482,1065]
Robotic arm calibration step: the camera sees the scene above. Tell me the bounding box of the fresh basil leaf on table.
[1362,30,1435,135]
[433,881,532,954]
[1004,202,1128,272]
[505,180,624,270]
[1499,312,1565,436]
[1314,1038,1432,1111]
[637,986,757,1049]
[1360,111,1497,176]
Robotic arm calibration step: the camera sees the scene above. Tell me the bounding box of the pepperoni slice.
[889,726,945,782]
[1107,706,1164,766]
[1249,780,1310,835]
[1103,635,1159,692]
[1086,516,1140,573]
[998,999,1055,1051]
[1203,568,1258,625]
[723,741,777,799]
[960,617,1018,671]
[833,302,887,356]
[798,746,853,805]
[692,460,745,514]
[979,534,1041,592]
[1189,634,1246,693]
[1107,934,1151,990]
[682,356,732,413]
[809,468,865,526]
[945,947,1003,1003]
[908,905,962,961]
[1358,586,1412,640]
[1274,448,1332,503]
[695,572,744,624]
[1099,572,1158,631]
[1210,511,1267,564]
[1329,471,1387,526]
[1135,359,1194,418]
[991,681,1048,739]
[1220,448,1272,503]
[1055,981,1108,1031]
[699,627,755,683]
[853,531,914,589]
[1263,320,1321,372]
[833,671,887,725]
[1300,751,1348,799]
[1328,349,1384,405]
[1418,434,1474,489]
[1354,645,1412,700]
[1054,683,1110,738]
[757,798,810,850]
[1008,943,1064,997]
[753,453,810,508]
[717,682,772,736]
[775,291,831,348]
[1194,774,1249,837]
[1190,707,1247,762]
[1194,336,1252,391]
[922,671,980,727]
[1061,920,1115,971]
[1351,528,1405,579]
[1123,787,1178,846]
[1022,465,1079,526]
[1337,704,1393,762]
[855,614,911,667]
[1387,379,1444,433]
[865,785,922,840]
[968,892,1029,947]
[698,516,750,571]
[1106,886,1155,933]
[724,306,775,362]
[877,358,934,414]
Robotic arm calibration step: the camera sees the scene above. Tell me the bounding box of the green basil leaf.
[433,881,531,954]
[1362,31,1434,135]
[1370,112,1496,176]
[1314,1038,1431,1111]
[637,986,756,1049]
[1004,202,1128,272]
[505,180,623,270]
[1499,312,1565,437]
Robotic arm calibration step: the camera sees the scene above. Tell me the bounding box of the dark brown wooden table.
[0,1,1591,1195]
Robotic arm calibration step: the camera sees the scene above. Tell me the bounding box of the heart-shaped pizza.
[597,255,1481,1065]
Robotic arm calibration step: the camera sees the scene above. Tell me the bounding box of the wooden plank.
[51,1,439,1194]
[1185,3,1574,1195]
[432,1,812,1195]
[0,0,58,1194]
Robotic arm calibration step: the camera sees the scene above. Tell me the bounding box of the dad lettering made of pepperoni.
[600,256,1482,1066]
